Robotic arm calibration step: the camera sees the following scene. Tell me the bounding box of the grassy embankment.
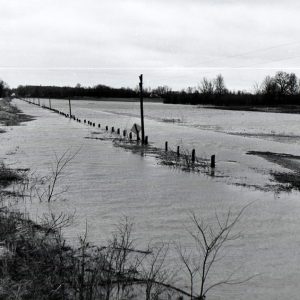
[0,98,33,128]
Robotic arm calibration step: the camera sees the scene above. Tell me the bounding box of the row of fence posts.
[100,123,149,145]
[22,98,149,143]
[22,98,78,120]
[22,98,215,168]
[164,141,216,168]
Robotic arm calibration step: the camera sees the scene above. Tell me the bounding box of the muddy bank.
[247,151,300,192]
[0,98,34,128]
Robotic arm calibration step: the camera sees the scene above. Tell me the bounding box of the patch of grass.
[0,163,24,188]
[0,98,34,126]
[271,171,300,192]
[113,138,212,174]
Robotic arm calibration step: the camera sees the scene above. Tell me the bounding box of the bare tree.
[285,72,299,95]
[261,71,299,96]
[199,78,214,95]
[214,74,227,95]
[178,205,253,300]
[252,81,262,95]
[261,75,278,96]
[176,243,200,299]
[152,86,172,97]
[39,210,75,237]
[36,149,79,202]
[140,242,171,300]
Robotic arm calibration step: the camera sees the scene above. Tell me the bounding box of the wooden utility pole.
[139,74,145,144]
[68,99,72,118]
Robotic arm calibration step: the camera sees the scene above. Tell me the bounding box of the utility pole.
[68,99,72,118]
[139,74,145,144]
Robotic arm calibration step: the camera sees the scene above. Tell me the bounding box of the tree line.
[163,72,300,106]
[2,70,300,106]
[14,84,143,99]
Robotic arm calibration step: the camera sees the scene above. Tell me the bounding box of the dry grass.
[0,163,24,188]
[0,98,34,126]
[271,172,300,192]
[113,138,212,174]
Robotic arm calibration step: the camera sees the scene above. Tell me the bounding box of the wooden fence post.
[192,149,195,163]
[211,155,215,168]
[68,99,72,119]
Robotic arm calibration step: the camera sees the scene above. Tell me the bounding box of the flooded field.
[1,98,300,300]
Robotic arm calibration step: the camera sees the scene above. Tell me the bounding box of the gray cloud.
[1,0,300,90]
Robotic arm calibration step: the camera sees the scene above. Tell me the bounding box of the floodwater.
[1,98,300,300]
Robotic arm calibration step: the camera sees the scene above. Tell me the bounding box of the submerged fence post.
[211,155,216,168]
[145,136,148,145]
[49,98,52,109]
[165,141,168,152]
[192,149,195,163]
[177,146,180,156]
[68,99,72,119]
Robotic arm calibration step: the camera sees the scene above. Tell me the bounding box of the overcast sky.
[1,0,300,90]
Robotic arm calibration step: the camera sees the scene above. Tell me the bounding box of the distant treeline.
[3,70,300,106]
[163,72,300,106]
[163,91,300,106]
[14,84,145,99]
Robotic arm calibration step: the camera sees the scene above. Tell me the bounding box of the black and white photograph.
[1,1,300,299]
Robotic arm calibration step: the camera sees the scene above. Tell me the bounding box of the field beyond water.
[1,98,300,299]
